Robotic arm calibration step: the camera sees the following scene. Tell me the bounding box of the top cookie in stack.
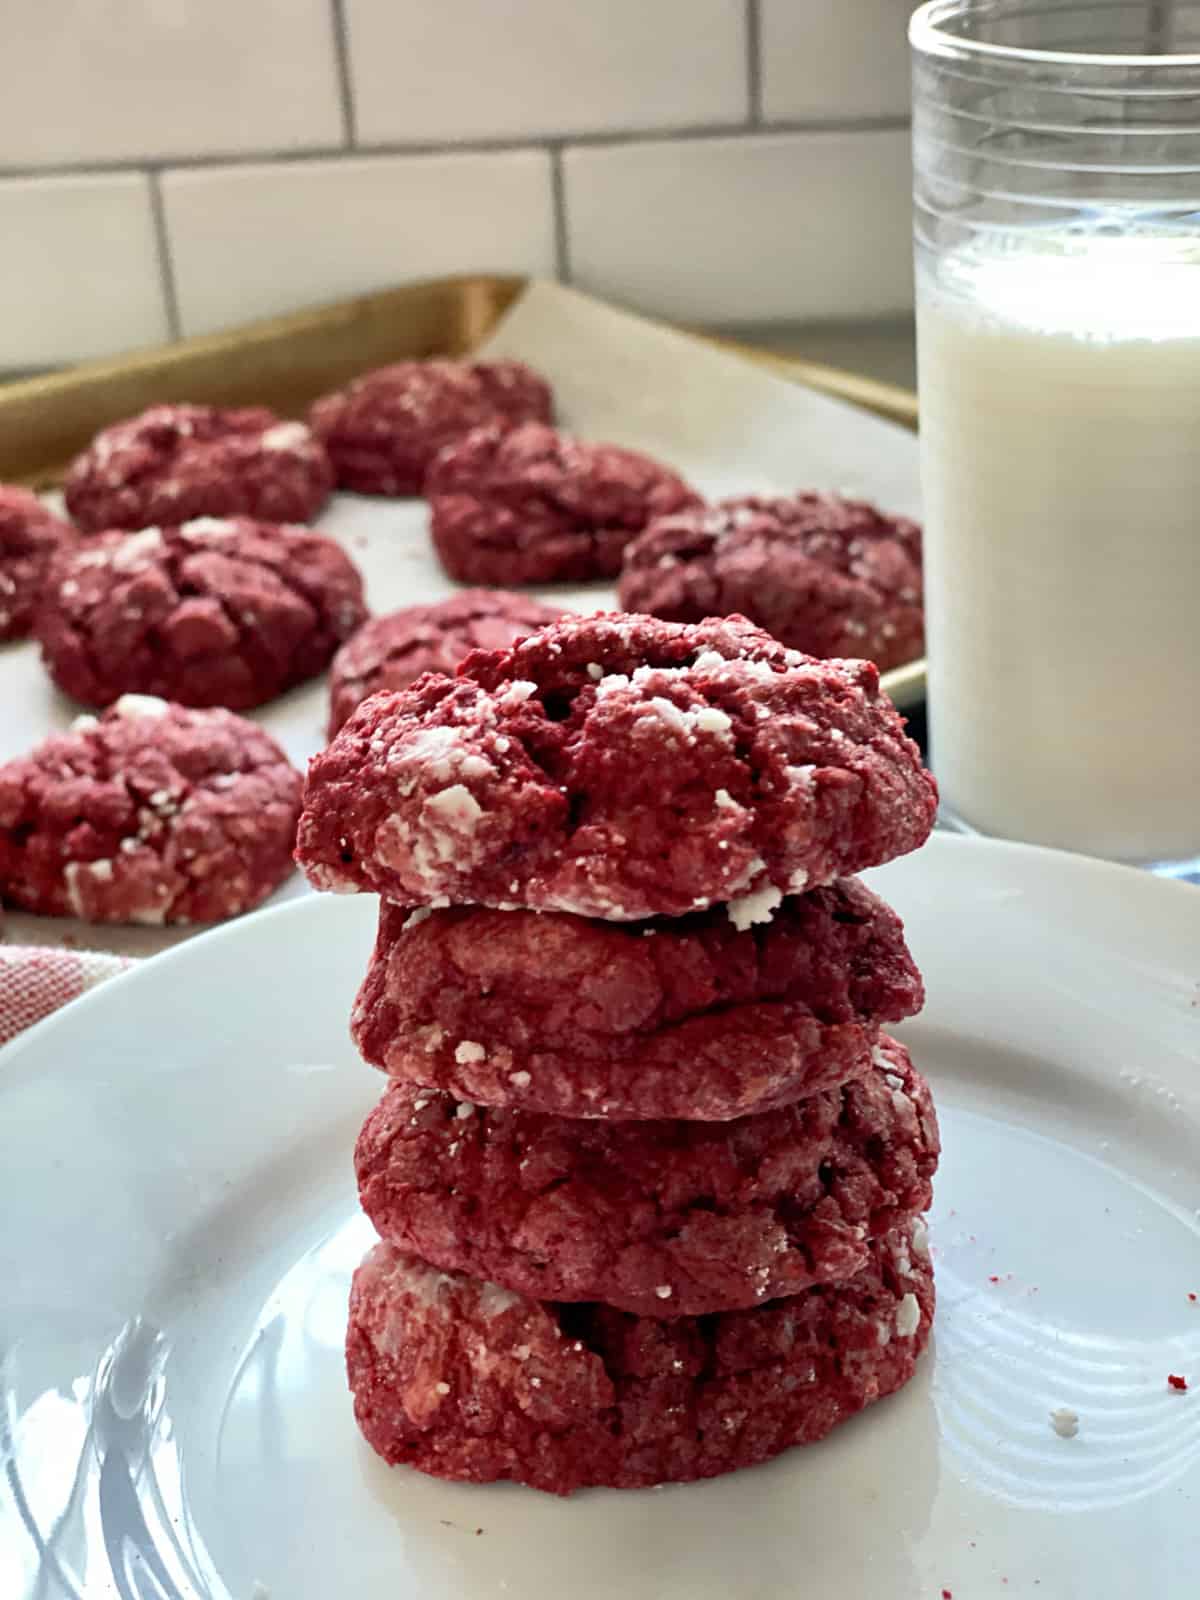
[297,612,936,920]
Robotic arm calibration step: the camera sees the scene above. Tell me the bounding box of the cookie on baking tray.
[0,485,74,643]
[427,422,700,585]
[327,589,565,739]
[0,696,301,925]
[619,492,924,674]
[63,404,333,532]
[309,359,553,496]
[37,517,367,711]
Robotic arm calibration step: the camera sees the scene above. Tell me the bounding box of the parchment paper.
[0,280,921,957]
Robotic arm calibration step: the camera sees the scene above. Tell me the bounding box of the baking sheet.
[0,279,923,958]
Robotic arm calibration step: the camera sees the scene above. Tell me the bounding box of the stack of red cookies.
[295,612,940,1496]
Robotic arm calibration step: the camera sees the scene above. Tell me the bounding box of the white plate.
[6,833,1196,1599]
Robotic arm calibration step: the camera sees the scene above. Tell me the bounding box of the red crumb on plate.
[1167,1373,1188,1391]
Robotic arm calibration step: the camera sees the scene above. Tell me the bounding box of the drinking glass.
[910,0,1200,874]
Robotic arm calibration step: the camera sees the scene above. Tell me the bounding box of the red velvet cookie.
[619,494,924,673]
[37,518,367,710]
[309,359,553,496]
[327,589,564,739]
[63,405,333,533]
[297,613,937,919]
[347,1219,934,1494]
[0,486,74,642]
[352,878,922,1119]
[427,422,700,584]
[356,1036,938,1317]
[0,697,301,924]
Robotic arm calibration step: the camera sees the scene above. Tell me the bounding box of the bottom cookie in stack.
[347,1216,933,1495]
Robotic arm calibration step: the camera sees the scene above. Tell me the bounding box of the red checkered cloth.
[0,945,136,1047]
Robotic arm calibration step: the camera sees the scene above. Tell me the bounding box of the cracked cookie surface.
[297,613,936,919]
[619,492,924,672]
[0,696,301,923]
[37,517,367,710]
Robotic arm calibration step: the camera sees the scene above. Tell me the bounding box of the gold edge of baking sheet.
[0,273,926,704]
[879,657,927,713]
[0,274,527,486]
[0,274,920,481]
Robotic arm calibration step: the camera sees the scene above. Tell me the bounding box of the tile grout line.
[145,168,182,341]
[0,118,912,182]
[746,0,763,124]
[328,0,358,146]
[548,145,571,284]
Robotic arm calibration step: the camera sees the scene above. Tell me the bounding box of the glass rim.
[910,0,1200,70]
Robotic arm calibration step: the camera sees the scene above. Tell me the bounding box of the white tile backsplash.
[162,150,557,337]
[563,131,914,325]
[345,0,747,143]
[761,0,913,123]
[0,2,921,370]
[0,0,344,169]
[0,175,168,366]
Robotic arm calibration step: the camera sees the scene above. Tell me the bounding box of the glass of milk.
[911,1,1200,875]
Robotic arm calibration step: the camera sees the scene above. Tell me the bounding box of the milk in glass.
[917,229,1200,865]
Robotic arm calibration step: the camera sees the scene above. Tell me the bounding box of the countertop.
[724,317,917,393]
